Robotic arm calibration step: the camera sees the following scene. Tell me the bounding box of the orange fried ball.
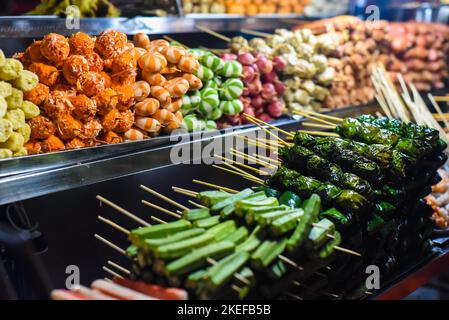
[84,52,104,72]
[71,94,97,121]
[65,137,86,149]
[28,115,56,140]
[55,114,82,140]
[62,55,89,85]
[40,33,70,66]
[28,62,59,87]
[111,51,137,81]
[24,83,50,106]
[101,71,112,88]
[24,140,42,154]
[41,135,65,153]
[76,71,106,97]
[95,29,128,59]
[93,88,118,115]
[114,110,135,133]
[102,131,123,144]
[111,83,135,111]
[43,90,74,119]
[69,32,95,56]
[22,40,46,66]
[78,118,102,140]
[101,108,119,131]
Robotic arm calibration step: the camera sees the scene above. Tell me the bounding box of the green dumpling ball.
[0,96,6,118]
[13,147,28,157]
[0,59,23,81]
[6,88,23,109]
[12,70,39,92]
[0,148,12,158]
[0,131,24,152]
[0,118,13,143]
[16,123,31,142]
[0,81,12,97]
[5,109,25,130]
[21,101,40,119]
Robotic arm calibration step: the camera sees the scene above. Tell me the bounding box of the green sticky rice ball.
[0,131,24,152]
[21,101,40,119]
[0,81,12,98]
[0,118,13,143]
[5,109,25,130]
[6,88,23,109]
[0,49,5,67]
[16,123,31,142]
[0,148,12,158]
[0,96,7,118]
[13,70,39,92]
[13,147,27,157]
[0,59,23,81]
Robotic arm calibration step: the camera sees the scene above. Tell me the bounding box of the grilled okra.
[143,228,206,251]
[251,239,287,269]
[182,208,211,221]
[271,209,304,236]
[211,188,254,212]
[245,205,290,225]
[154,233,215,259]
[198,191,231,207]
[193,215,221,229]
[206,220,237,241]
[129,219,192,246]
[224,226,249,244]
[307,218,335,250]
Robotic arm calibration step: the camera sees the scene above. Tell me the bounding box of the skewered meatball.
[62,55,89,85]
[102,131,123,144]
[24,83,50,106]
[114,109,134,133]
[69,32,95,56]
[84,51,104,72]
[40,33,70,66]
[78,118,102,140]
[93,88,118,115]
[65,137,86,149]
[40,135,65,152]
[76,71,106,97]
[55,113,82,140]
[43,90,74,119]
[71,94,97,121]
[95,30,128,59]
[28,115,56,140]
[28,62,59,87]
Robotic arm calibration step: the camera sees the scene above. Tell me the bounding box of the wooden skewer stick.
[214,153,269,176]
[333,246,361,257]
[298,130,339,137]
[94,234,127,256]
[107,260,131,275]
[235,134,278,151]
[245,117,290,147]
[162,35,189,49]
[301,122,336,130]
[142,200,181,219]
[171,186,198,197]
[196,25,231,42]
[192,179,239,194]
[188,200,207,208]
[151,216,167,224]
[240,28,271,38]
[278,255,304,271]
[103,266,124,279]
[171,188,197,198]
[97,195,151,227]
[97,216,130,235]
[217,156,265,181]
[294,110,337,126]
[428,94,449,130]
[295,109,343,123]
[230,148,276,169]
[212,165,265,185]
[244,113,294,138]
[432,96,449,102]
[252,153,281,165]
[140,185,189,211]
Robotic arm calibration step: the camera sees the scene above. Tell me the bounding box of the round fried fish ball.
[24,83,49,106]
[78,118,102,140]
[28,62,59,87]
[55,114,82,140]
[95,30,128,59]
[16,123,31,142]
[84,52,104,72]
[0,132,24,152]
[93,88,118,115]
[0,118,13,142]
[0,81,12,97]
[21,101,40,119]
[43,90,74,118]
[13,147,27,157]
[69,32,95,55]
[102,131,123,144]
[24,140,41,154]
[71,94,97,121]
[5,109,25,130]
[41,135,65,153]
[6,88,23,110]
[29,115,56,139]
[0,96,6,117]
[0,59,23,81]
[40,33,70,66]
[76,71,106,97]
[62,55,89,85]
[13,70,39,92]
[114,109,134,133]
[0,148,12,158]
[65,137,86,149]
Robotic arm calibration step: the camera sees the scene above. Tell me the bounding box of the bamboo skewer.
[107,261,131,275]
[297,130,339,137]
[214,153,270,176]
[103,266,124,279]
[215,155,265,181]
[230,148,276,169]
[196,25,231,42]
[97,195,151,227]
[245,113,294,138]
[293,110,337,126]
[188,200,207,208]
[235,134,279,151]
[295,109,343,123]
[428,94,449,130]
[141,185,189,211]
[94,234,127,256]
[245,117,290,146]
[433,96,449,102]
[192,179,239,194]
[172,186,198,198]
[240,28,271,38]
[151,216,167,224]
[212,165,265,185]
[301,122,336,129]
[252,153,281,165]
[97,216,130,235]
[142,200,181,219]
